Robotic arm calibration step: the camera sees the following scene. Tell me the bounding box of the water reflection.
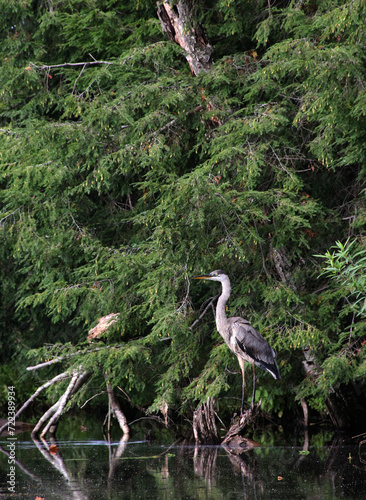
[193,444,218,487]
[1,431,366,499]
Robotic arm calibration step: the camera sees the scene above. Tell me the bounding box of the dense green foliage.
[1,0,365,429]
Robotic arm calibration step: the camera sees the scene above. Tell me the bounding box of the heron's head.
[193,270,227,282]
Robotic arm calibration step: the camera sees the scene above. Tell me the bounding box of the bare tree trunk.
[300,397,309,428]
[157,0,213,75]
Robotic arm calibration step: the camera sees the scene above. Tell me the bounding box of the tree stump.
[193,397,220,444]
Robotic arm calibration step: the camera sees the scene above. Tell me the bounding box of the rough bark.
[269,244,296,291]
[192,397,220,444]
[157,0,213,75]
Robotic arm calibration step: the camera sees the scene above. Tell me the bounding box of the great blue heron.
[194,270,280,414]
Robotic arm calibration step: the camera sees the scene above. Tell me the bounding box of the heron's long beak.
[193,274,211,280]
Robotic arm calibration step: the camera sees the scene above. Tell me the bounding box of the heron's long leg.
[241,369,245,416]
[238,358,246,416]
[251,363,257,409]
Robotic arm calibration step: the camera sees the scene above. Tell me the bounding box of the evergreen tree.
[1,0,365,432]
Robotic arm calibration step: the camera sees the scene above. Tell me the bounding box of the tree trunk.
[157,0,213,75]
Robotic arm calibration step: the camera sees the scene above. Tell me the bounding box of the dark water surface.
[1,431,366,499]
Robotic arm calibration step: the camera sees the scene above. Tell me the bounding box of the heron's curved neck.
[216,276,231,334]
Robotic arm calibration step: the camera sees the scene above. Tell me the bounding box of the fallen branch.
[0,372,69,436]
[31,370,90,438]
[31,401,60,438]
[39,371,80,438]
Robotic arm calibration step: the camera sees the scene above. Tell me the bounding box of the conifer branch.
[0,206,24,227]
[28,60,113,71]
[28,42,168,74]
[26,344,124,371]
[150,103,205,139]
[27,357,65,371]
[189,295,218,330]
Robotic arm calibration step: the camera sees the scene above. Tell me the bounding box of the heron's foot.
[239,400,262,425]
[240,402,252,416]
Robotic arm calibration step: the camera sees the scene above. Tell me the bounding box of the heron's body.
[194,270,280,413]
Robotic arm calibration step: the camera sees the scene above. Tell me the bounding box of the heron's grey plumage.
[228,317,280,379]
[194,269,280,413]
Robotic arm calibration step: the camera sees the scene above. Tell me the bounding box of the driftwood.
[0,372,69,436]
[221,403,262,454]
